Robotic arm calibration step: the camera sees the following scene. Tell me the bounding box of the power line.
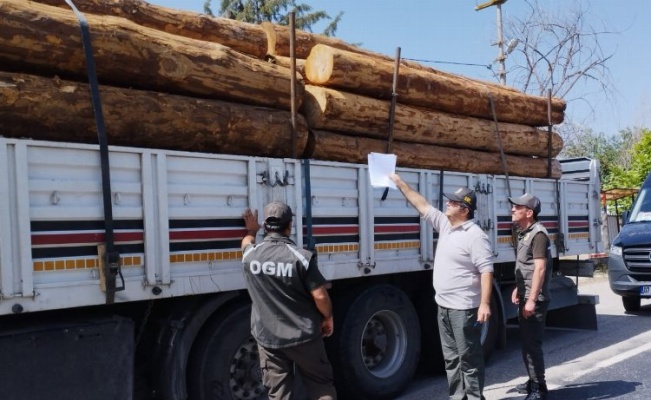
[403,57,492,70]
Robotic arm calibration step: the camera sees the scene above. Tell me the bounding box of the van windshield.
[629,187,651,222]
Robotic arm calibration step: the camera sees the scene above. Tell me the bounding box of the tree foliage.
[204,0,342,36]
[606,128,651,190]
[560,127,630,182]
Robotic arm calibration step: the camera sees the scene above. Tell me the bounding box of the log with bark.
[261,21,521,95]
[305,130,562,179]
[0,0,302,110]
[305,44,565,126]
[267,55,306,79]
[34,0,269,59]
[262,21,373,61]
[301,86,563,158]
[0,72,308,158]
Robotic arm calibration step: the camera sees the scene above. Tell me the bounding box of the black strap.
[488,93,511,197]
[381,47,401,201]
[65,0,124,303]
[487,92,518,254]
[546,89,553,178]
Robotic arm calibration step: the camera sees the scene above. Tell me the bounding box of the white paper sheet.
[368,152,397,189]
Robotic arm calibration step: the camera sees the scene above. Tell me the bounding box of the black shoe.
[524,382,548,400]
[515,380,531,394]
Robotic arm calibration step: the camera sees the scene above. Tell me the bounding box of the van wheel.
[332,285,420,400]
[187,304,267,400]
[622,296,641,312]
[481,295,500,361]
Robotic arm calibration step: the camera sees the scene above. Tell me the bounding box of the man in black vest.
[242,202,337,400]
[509,193,552,400]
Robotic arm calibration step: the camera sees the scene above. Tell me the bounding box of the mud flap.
[545,294,599,330]
[0,316,134,400]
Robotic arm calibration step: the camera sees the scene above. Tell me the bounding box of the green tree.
[204,0,343,36]
[608,128,651,189]
[599,128,651,212]
[561,126,631,183]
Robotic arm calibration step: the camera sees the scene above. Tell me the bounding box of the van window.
[629,187,651,222]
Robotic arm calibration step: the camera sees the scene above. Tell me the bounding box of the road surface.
[397,273,651,400]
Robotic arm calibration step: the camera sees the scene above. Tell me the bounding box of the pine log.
[34,0,269,59]
[301,86,562,157]
[0,72,308,158]
[306,130,561,179]
[305,44,565,126]
[261,22,520,94]
[267,55,306,79]
[262,21,367,61]
[0,0,302,110]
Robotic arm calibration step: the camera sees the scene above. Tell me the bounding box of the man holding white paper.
[368,152,397,189]
[390,173,494,400]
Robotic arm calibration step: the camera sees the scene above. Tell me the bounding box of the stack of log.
[0,0,565,178]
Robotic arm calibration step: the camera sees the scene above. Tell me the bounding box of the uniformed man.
[242,202,337,400]
[509,193,552,400]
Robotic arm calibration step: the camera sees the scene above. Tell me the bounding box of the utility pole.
[475,0,508,85]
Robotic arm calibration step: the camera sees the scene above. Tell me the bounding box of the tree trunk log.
[305,130,561,179]
[34,0,269,59]
[267,55,306,79]
[305,44,565,126]
[262,21,375,61]
[301,86,562,157]
[0,0,302,110]
[261,21,521,95]
[0,72,308,158]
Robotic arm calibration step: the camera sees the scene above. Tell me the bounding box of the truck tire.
[481,295,500,361]
[187,303,267,400]
[331,284,420,400]
[622,296,641,312]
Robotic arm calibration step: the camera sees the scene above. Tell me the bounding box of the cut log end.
[305,44,333,84]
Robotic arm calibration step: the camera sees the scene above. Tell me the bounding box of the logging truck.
[0,137,602,400]
[0,1,603,399]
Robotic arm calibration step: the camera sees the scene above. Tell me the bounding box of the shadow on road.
[549,381,643,399]
[625,301,651,315]
[480,310,651,395]
[500,380,641,400]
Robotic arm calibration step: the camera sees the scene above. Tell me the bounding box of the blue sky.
[149,0,651,136]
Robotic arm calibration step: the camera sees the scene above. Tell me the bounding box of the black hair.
[264,221,291,233]
[458,203,475,220]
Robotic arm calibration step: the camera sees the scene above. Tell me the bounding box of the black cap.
[443,187,476,211]
[263,202,293,230]
[508,193,541,216]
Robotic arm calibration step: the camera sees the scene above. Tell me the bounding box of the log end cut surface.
[305,44,334,85]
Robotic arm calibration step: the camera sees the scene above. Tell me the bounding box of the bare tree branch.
[504,0,618,131]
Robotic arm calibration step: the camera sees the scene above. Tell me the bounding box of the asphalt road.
[397,273,651,400]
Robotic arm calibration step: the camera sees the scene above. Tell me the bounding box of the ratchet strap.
[66,0,125,303]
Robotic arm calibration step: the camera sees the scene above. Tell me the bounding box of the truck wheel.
[187,304,267,400]
[332,285,420,400]
[481,295,500,361]
[622,296,641,312]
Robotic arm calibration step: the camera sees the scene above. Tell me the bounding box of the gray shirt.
[242,233,326,349]
[424,205,494,309]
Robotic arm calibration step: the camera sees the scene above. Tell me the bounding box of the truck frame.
[0,137,602,400]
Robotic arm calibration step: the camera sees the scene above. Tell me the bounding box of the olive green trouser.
[438,305,486,400]
[257,338,337,400]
